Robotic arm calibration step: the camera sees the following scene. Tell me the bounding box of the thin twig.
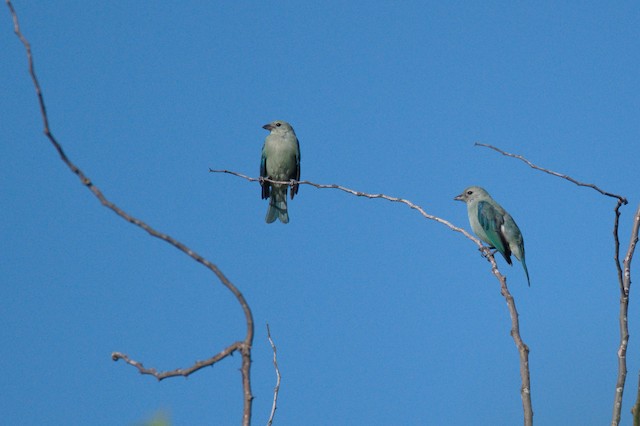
[475,143,628,204]
[6,2,254,424]
[211,168,534,425]
[615,200,626,296]
[111,342,244,380]
[210,169,477,240]
[266,324,281,426]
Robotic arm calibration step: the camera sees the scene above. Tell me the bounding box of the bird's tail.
[266,187,289,224]
[521,258,531,287]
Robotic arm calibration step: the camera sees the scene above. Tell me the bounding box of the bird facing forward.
[455,186,530,286]
[260,120,301,224]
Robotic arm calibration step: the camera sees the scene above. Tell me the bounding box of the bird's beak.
[454,193,464,201]
[263,123,274,131]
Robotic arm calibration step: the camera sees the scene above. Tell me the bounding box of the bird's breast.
[265,138,298,180]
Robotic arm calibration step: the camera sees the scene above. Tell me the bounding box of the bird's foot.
[479,246,495,259]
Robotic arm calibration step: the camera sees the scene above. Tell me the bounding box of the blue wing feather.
[477,201,512,264]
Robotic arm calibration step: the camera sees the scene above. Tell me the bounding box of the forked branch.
[6,2,254,425]
[476,142,637,426]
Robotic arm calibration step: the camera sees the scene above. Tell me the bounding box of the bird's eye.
[467,190,473,195]
[276,122,281,127]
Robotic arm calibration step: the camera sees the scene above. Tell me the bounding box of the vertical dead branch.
[620,205,640,425]
[611,200,633,426]
[266,324,281,426]
[495,271,533,425]
[6,2,254,424]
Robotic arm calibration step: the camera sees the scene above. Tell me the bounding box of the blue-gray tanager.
[260,120,301,224]
[455,186,530,286]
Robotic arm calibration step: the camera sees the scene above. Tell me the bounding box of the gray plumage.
[260,120,301,224]
[455,186,530,286]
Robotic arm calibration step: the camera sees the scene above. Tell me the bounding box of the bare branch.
[618,205,640,426]
[6,2,254,424]
[111,342,245,380]
[210,169,478,241]
[611,200,630,425]
[622,205,640,295]
[211,168,533,425]
[614,200,626,296]
[266,324,281,426]
[477,142,637,426]
[495,266,533,425]
[475,143,628,204]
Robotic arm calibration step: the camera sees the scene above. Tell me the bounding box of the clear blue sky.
[2,2,639,425]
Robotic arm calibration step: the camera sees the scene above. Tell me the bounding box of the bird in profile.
[455,186,530,286]
[260,120,301,224]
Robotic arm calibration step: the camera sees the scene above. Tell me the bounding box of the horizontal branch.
[209,168,479,243]
[111,342,246,381]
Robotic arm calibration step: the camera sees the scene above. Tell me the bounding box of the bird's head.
[262,120,294,134]
[454,186,489,204]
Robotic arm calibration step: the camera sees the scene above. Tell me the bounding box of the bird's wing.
[477,200,512,263]
[260,145,270,199]
[291,138,301,198]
